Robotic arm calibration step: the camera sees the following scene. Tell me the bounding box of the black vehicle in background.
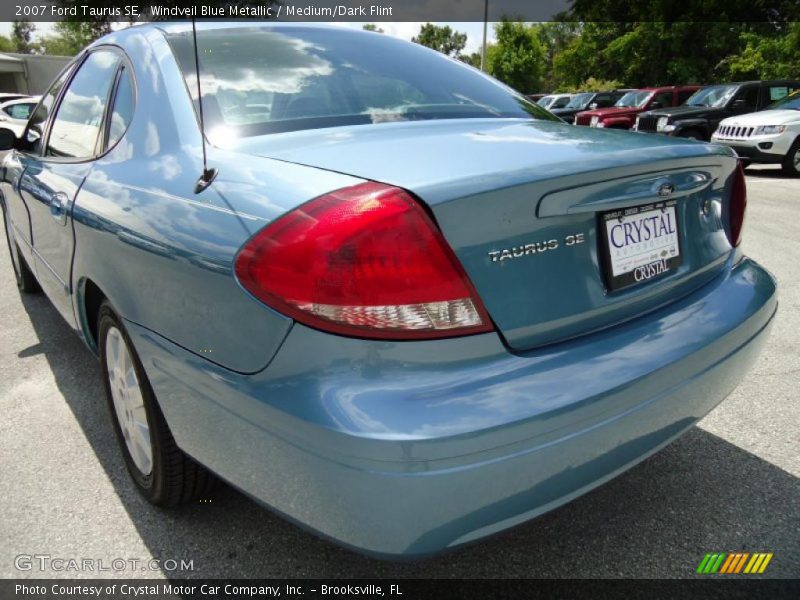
[635,80,800,140]
[550,90,632,124]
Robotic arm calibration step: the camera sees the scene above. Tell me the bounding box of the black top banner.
[3,0,800,22]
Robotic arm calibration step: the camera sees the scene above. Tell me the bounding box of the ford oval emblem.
[657,183,675,197]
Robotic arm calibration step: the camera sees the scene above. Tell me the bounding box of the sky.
[0,21,496,54]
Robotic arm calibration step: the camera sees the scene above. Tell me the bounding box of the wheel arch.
[782,134,800,177]
[77,277,108,355]
[674,120,711,139]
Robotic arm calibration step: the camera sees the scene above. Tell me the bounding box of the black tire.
[782,138,800,177]
[2,205,40,293]
[678,128,705,141]
[98,301,216,506]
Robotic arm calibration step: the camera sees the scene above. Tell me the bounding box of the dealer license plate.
[601,201,681,291]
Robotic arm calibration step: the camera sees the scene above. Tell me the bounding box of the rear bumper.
[127,257,777,558]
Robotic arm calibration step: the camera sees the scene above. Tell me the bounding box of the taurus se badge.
[488,233,585,263]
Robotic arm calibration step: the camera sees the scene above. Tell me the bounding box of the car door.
[593,93,616,108]
[18,48,121,324]
[2,65,76,264]
[729,85,759,115]
[648,90,673,110]
[677,88,695,106]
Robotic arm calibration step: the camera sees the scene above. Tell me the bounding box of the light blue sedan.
[0,23,776,558]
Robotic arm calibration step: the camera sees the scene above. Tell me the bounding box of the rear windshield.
[166,26,554,138]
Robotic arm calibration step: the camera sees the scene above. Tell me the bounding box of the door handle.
[50,192,68,226]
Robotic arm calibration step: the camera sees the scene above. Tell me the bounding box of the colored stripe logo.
[697,552,773,574]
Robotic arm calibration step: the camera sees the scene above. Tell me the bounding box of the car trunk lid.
[231,118,738,350]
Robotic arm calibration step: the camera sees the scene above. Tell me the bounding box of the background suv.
[575,86,699,129]
[550,90,631,124]
[537,93,574,110]
[635,80,800,140]
[712,89,800,176]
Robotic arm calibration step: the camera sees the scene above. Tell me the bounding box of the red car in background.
[575,85,700,129]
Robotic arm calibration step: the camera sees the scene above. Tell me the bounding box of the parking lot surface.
[1,166,798,579]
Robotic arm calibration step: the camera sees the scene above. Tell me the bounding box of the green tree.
[549,21,783,89]
[12,20,36,54]
[362,24,384,33]
[571,0,800,22]
[38,21,112,56]
[559,77,626,93]
[0,35,14,53]
[532,22,581,90]
[548,0,799,88]
[459,52,482,69]
[551,22,629,88]
[412,23,467,57]
[486,20,545,94]
[722,22,800,79]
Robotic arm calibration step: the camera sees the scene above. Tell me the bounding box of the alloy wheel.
[105,326,153,475]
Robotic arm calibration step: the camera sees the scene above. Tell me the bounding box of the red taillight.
[727,162,747,247]
[235,182,494,340]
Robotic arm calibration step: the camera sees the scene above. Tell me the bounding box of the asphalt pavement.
[0,166,798,579]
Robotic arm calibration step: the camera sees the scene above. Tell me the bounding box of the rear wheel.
[782,139,800,177]
[99,301,216,506]
[2,206,40,293]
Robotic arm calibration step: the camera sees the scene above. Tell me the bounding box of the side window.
[8,103,35,119]
[105,66,135,150]
[24,66,75,154]
[733,86,759,110]
[678,89,695,104]
[651,91,673,108]
[767,86,789,102]
[595,94,615,108]
[552,96,570,109]
[46,50,120,159]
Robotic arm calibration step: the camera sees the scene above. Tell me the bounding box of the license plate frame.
[600,200,682,292]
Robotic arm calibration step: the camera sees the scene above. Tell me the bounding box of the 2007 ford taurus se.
[0,23,777,557]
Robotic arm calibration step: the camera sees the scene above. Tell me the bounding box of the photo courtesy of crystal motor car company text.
[0,14,783,564]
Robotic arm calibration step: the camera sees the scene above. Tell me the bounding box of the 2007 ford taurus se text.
[0,23,777,558]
